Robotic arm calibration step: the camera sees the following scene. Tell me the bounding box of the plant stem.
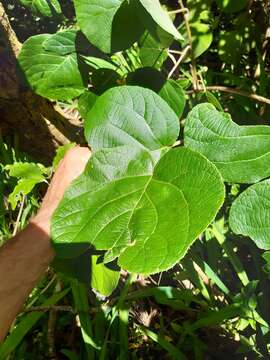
[188,85,270,106]
[178,0,199,90]
[12,194,26,236]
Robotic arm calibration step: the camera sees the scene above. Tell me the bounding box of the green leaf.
[229,180,270,250]
[84,86,180,155]
[218,31,243,64]
[91,256,120,296]
[43,29,77,55]
[78,91,98,119]
[18,33,86,100]
[52,146,224,274]
[19,0,61,17]
[54,250,119,296]
[184,103,270,183]
[83,56,117,71]
[138,0,183,41]
[216,0,248,13]
[5,162,46,181]
[74,0,144,53]
[182,22,213,61]
[5,162,47,209]
[139,33,168,69]
[159,80,186,117]
[126,67,166,92]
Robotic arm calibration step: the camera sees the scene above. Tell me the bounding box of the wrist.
[30,208,52,235]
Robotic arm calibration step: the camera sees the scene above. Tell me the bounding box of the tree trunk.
[0,2,84,164]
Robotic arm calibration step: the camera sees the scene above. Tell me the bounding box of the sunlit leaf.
[18,32,87,100]
[184,103,270,183]
[229,180,270,249]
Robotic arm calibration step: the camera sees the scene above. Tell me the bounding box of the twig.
[188,85,270,106]
[168,45,191,78]
[12,194,26,236]
[169,8,189,15]
[48,309,57,359]
[178,0,199,90]
[23,305,75,314]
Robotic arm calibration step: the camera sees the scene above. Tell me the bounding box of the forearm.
[0,220,54,342]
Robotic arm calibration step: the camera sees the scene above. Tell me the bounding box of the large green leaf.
[18,33,86,100]
[74,0,144,53]
[43,30,77,55]
[19,0,61,17]
[159,80,186,118]
[229,180,270,250]
[84,86,180,155]
[184,103,270,184]
[52,145,224,274]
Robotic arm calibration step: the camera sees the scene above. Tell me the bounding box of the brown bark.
[0,2,84,164]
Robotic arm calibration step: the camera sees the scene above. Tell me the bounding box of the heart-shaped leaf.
[52,145,224,275]
[84,86,180,156]
[18,32,87,100]
[74,0,144,53]
[229,180,270,250]
[184,103,270,183]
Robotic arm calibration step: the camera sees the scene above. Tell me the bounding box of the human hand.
[32,146,91,234]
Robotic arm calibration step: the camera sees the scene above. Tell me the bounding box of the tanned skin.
[0,147,91,342]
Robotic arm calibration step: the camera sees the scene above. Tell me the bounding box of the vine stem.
[178,0,199,90]
[188,85,270,106]
[23,305,75,313]
[168,45,190,78]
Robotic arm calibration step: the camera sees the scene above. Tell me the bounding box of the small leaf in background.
[52,143,76,170]
[5,162,46,181]
[159,79,186,117]
[84,86,180,155]
[91,256,120,296]
[216,0,248,13]
[54,251,120,296]
[5,162,47,209]
[126,67,166,92]
[78,91,98,119]
[139,33,168,69]
[229,180,270,250]
[18,33,87,101]
[218,31,243,64]
[184,103,270,183]
[138,0,183,41]
[52,146,224,274]
[262,252,270,276]
[19,0,61,17]
[204,91,223,111]
[182,22,213,61]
